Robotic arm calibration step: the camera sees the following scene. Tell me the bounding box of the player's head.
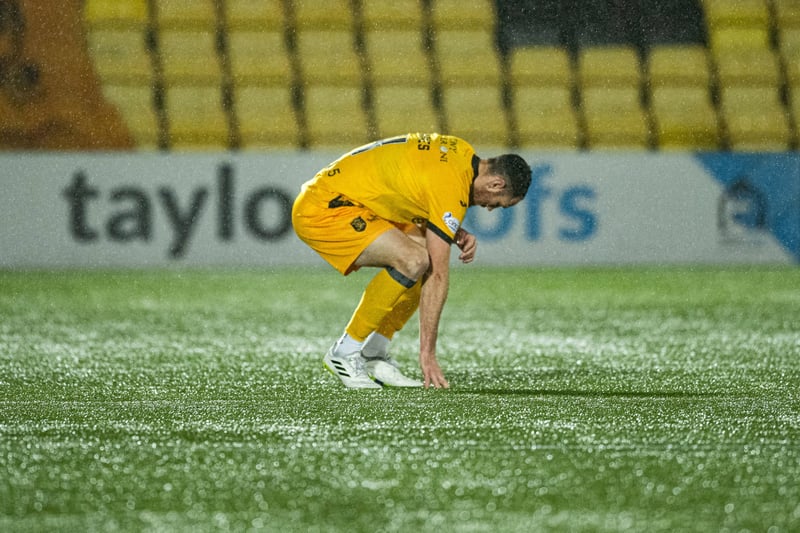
[486,154,531,200]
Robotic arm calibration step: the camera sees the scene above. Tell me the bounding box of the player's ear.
[488,175,507,192]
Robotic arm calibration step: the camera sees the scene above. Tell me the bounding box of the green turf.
[1,267,799,532]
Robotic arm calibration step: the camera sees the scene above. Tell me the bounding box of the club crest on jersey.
[442,212,460,234]
[351,217,367,232]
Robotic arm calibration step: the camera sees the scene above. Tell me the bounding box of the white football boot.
[362,349,423,388]
[323,345,382,389]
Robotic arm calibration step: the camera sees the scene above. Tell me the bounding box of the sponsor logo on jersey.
[442,212,460,234]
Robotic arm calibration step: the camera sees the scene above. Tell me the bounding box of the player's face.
[483,193,520,211]
[473,187,519,211]
[470,173,520,210]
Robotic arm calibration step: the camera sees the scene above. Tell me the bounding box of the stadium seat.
[236,86,299,148]
[435,30,503,87]
[87,29,152,85]
[226,0,284,30]
[791,91,800,126]
[714,47,781,87]
[373,86,440,137]
[364,30,432,87]
[650,86,719,149]
[721,86,783,110]
[726,111,791,151]
[159,30,223,85]
[508,46,573,88]
[293,0,354,30]
[84,0,148,29]
[578,46,641,88]
[582,87,650,149]
[166,85,230,149]
[774,0,800,28]
[101,85,160,149]
[702,0,770,29]
[155,0,217,30]
[709,27,771,52]
[647,45,711,88]
[361,0,424,31]
[780,29,800,86]
[296,30,362,86]
[304,86,369,147]
[429,0,495,30]
[442,86,509,146]
[514,86,580,149]
[228,31,292,86]
[720,87,791,151]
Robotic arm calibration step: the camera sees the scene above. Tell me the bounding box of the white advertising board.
[0,151,796,268]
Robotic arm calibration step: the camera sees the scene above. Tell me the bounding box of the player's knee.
[399,248,429,281]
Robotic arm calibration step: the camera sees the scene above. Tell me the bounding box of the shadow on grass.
[451,388,717,399]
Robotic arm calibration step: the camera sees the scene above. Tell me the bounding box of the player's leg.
[362,223,425,354]
[325,227,428,388]
[356,224,425,387]
[339,226,428,345]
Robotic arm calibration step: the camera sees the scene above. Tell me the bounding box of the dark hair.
[487,154,531,199]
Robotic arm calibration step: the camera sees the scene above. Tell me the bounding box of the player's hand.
[455,228,477,264]
[420,356,450,389]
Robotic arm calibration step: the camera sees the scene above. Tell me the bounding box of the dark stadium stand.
[81,0,799,151]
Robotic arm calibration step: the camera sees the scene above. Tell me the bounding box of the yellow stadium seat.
[709,27,770,51]
[102,85,160,149]
[647,45,711,88]
[373,87,440,137]
[236,86,299,148]
[780,29,800,85]
[296,30,362,86]
[514,86,580,149]
[774,0,800,28]
[166,85,230,149]
[726,111,791,151]
[508,46,573,88]
[720,87,791,151]
[791,90,800,124]
[228,31,292,86]
[84,0,148,29]
[436,30,502,87]
[702,0,770,29]
[365,30,431,87]
[226,0,284,30]
[578,46,641,88]
[430,0,495,30]
[87,30,152,85]
[156,0,217,29]
[361,0,424,30]
[304,86,369,147]
[442,86,509,146]
[293,0,354,30]
[714,48,781,87]
[650,86,719,149]
[160,30,222,85]
[582,87,649,149]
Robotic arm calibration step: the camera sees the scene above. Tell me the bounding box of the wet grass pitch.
[1,267,799,532]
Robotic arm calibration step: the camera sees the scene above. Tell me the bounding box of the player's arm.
[418,229,452,389]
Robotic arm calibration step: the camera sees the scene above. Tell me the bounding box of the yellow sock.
[376,279,421,339]
[345,267,416,341]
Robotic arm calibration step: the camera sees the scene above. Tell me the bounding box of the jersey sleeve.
[424,167,469,245]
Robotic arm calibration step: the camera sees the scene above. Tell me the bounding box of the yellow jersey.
[303,133,478,244]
